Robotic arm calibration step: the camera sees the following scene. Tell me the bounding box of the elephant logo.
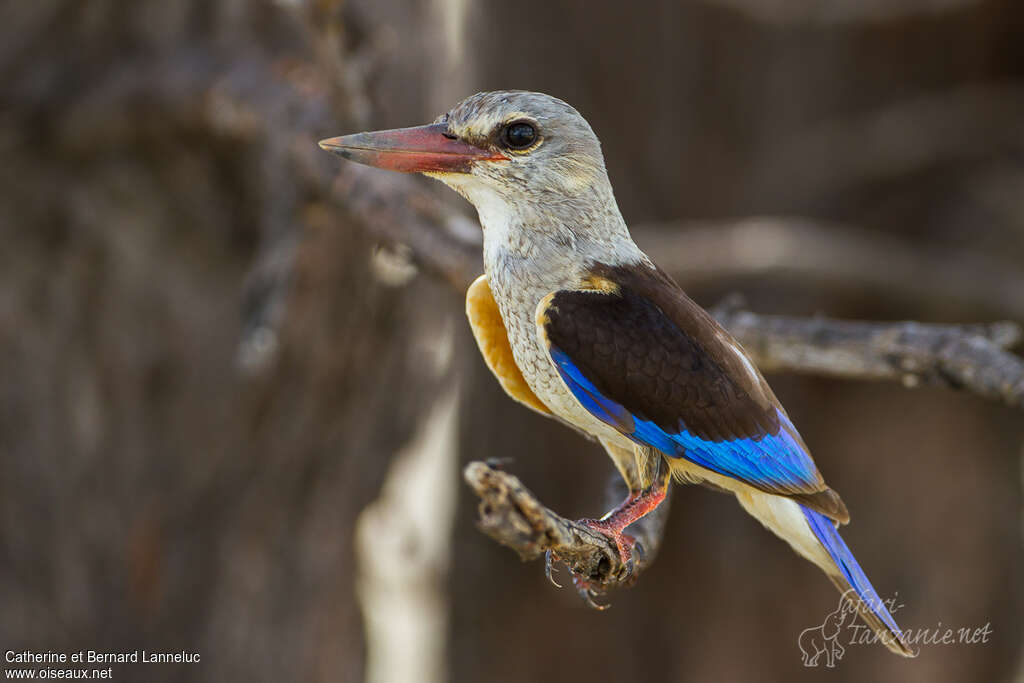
[799,591,857,668]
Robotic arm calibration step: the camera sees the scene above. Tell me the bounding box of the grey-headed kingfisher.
[320,91,913,656]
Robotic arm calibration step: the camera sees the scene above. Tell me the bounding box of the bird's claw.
[571,574,610,611]
[543,549,562,588]
[543,548,620,610]
[622,553,636,581]
[542,516,644,608]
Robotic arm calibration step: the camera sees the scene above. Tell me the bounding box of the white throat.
[432,171,649,292]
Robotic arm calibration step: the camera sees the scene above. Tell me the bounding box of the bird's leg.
[546,448,669,607]
[578,476,668,570]
[578,446,668,570]
[547,474,669,609]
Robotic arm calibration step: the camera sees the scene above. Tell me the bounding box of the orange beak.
[318,123,508,173]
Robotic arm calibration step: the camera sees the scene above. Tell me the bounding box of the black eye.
[502,121,537,150]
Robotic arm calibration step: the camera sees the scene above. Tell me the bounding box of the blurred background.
[2,0,1022,681]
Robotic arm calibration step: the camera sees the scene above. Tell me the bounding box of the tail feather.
[802,506,915,657]
[735,489,915,657]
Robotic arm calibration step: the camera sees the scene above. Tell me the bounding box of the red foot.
[544,483,668,609]
[576,518,638,569]
[579,484,667,568]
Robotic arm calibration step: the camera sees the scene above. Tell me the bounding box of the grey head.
[319,90,637,263]
[431,91,609,208]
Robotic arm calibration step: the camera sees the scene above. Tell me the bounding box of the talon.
[544,550,563,588]
[572,575,610,611]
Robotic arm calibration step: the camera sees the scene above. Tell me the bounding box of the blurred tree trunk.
[0,1,459,681]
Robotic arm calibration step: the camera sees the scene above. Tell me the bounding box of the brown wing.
[581,263,781,438]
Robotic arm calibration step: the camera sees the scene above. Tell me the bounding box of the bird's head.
[319,91,613,224]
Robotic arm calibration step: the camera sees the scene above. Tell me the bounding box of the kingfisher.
[320,91,913,656]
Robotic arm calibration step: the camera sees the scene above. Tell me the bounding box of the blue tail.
[802,506,914,656]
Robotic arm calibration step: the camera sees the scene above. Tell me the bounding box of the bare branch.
[463,462,670,591]
[713,305,1024,410]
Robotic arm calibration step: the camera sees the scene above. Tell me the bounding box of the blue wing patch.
[549,347,821,494]
[549,348,636,434]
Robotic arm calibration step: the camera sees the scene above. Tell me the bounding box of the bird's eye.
[502,121,537,150]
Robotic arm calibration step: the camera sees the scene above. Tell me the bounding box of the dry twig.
[463,462,670,593]
[713,305,1024,410]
